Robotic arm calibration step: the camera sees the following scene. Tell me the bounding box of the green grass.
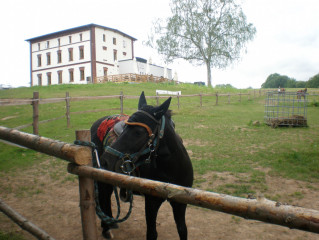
[1,83,319,196]
[0,231,26,240]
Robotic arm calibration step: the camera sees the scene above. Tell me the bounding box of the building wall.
[30,30,92,86]
[94,27,134,78]
[118,59,173,79]
[28,24,173,86]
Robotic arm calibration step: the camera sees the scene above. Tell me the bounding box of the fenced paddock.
[0,90,266,135]
[264,91,308,127]
[0,126,319,240]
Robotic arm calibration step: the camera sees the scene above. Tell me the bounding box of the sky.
[0,0,318,89]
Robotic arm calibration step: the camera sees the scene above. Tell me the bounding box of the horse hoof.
[102,230,114,239]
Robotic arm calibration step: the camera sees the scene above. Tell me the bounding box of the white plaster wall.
[32,63,91,86]
[31,30,92,86]
[94,27,134,77]
[118,60,135,74]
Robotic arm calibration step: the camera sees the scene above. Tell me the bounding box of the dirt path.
[0,158,318,240]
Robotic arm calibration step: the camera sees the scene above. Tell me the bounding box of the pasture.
[0,83,319,239]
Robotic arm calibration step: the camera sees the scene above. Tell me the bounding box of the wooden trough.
[0,126,319,240]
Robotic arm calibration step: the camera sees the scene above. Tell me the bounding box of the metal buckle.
[94,149,101,168]
[120,155,135,174]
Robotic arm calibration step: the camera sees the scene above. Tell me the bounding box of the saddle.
[97,114,129,147]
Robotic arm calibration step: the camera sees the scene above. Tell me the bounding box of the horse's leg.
[170,201,188,240]
[97,182,117,239]
[145,196,164,240]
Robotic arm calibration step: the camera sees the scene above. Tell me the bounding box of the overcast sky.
[1,0,318,89]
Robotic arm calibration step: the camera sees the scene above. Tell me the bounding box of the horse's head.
[101,91,171,174]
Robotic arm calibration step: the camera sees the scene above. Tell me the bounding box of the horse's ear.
[153,97,171,119]
[138,91,147,109]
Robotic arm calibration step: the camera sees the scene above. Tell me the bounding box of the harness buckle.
[120,155,136,175]
[94,149,101,168]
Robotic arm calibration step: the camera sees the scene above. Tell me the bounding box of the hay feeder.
[264,91,308,128]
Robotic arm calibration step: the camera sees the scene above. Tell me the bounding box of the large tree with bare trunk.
[147,0,256,87]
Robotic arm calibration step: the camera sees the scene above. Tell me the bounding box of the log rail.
[68,163,319,234]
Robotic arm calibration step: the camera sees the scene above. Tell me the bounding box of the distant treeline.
[262,73,319,88]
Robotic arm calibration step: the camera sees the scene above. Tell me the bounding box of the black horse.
[90,92,194,240]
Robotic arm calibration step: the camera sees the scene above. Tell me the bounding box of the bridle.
[104,110,165,175]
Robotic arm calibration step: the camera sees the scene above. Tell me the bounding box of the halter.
[105,110,166,175]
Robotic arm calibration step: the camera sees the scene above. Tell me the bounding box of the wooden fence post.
[239,92,242,102]
[156,92,159,106]
[32,92,39,135]
[228,93,230,104]
[200,93,202,108]
[120,91,124,115]
[66,92,70,128]
[177,93,180,110]
[76,130,98,240]
[217,92,219,105]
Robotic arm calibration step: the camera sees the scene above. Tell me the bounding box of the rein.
[73,140,133,225]
[105,111,166,175]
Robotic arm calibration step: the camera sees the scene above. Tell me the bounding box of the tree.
[261,73,296,88]
[147,0,256,87]
[261,73,309,88]
[307,73,319,88]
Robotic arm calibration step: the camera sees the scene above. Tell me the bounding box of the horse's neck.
[160,123,188,160]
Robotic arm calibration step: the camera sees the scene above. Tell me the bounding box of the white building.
[26,23,173,86]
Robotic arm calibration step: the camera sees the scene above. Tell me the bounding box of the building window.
[103,46,107,51]
[38,43,41,50]
[103,67,108,76]
[37,74,42,86]
[69,69,74,82]
[80,67,85,81]
[69,36,72,43]
[79,46,84,59]
[37,54,42,67]
[103,34,106,42]
[47,72,52,85]
[58,38,60,46]
[123,52,127,56]
[113,50,117,61]
[79,33,83,41]
[46,41,50,48]
[46,53,51,65]
[123,40,126,48]
[113,37,116,45]
[68,48,73,61]
[58,70,63,84]
[57,50,62,63]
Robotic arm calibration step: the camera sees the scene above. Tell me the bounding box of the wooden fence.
[95,73,172,83]
[1,89,318,135]
[0,90,268,135]
[0,126,319,240]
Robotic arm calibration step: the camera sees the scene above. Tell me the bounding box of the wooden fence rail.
[0,198,56,240]
[0,126,91,165]
[68,163,319,234]
[0,126,319,239]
